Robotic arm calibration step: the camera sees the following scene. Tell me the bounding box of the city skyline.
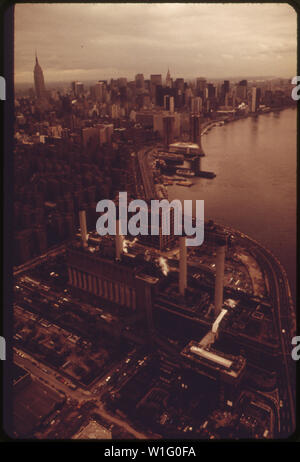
[15,3,297,83]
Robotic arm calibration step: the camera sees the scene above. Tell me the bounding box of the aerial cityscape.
[6,3,297,440]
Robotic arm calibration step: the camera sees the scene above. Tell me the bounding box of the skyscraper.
[220,80,230,104]
[135,73,144,89]
[196,77,207,98]
[236,80,248,100]
[251,87,261,113]
[150,74,162,86]
[150,74,162,101]
[166,68,172,88]
[163,115,175,147]
[164,94,174,113]
[207,83,216,98]
[33,53,47,100]
[74,82,84,97]
[190,114,201,144]
[190,96,202,114]
[251,87,257,113]
[94,82,105,101]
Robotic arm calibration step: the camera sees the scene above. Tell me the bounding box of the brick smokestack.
[115,219,123,261]
[79,210,88,248]
[214,245,225,316]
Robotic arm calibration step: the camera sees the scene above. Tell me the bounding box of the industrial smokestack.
[79,210,88,247]
[179,236,187,296]
[214,245,226,316]
[115,219,123,261]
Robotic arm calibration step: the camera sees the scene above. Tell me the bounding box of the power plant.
[64,210,287,426]
[74,211,228,327]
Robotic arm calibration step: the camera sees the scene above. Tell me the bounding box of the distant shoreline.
[201,105,296,136]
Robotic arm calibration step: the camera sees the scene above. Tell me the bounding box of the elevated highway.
[222,226,296,436]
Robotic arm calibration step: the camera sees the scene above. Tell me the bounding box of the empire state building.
[33,53,47,99]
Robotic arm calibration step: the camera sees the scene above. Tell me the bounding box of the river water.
[168,108,297,300]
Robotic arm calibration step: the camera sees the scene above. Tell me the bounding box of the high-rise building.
[184,87,193,107]
[74,82,84,97]
[223,80,230,93]
[150,74,162,86]
[33,53,47,100]
[236,80,248,100]
[156,86,177,107]
[220,80,230,104]
[164,95,175,113]
[150,74,162,100]
[207,83,216,98]
[174,78,185,93]
[250,87,261,113]
[166,68,172,88]
[251,87,257,113]
[256,87,261,109]
[190,96,202,114]
[190,114,201,145]
[111,103,121,119]
[163,115,175,147]
[71,81,76,95]
[95,81,105,101]
[135,73,144,89]
[117,77,127,88]
[196,77,207,98]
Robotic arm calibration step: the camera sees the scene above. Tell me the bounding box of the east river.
[168,108,297,300]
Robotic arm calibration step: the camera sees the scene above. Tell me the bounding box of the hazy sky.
[15,3,297,83]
